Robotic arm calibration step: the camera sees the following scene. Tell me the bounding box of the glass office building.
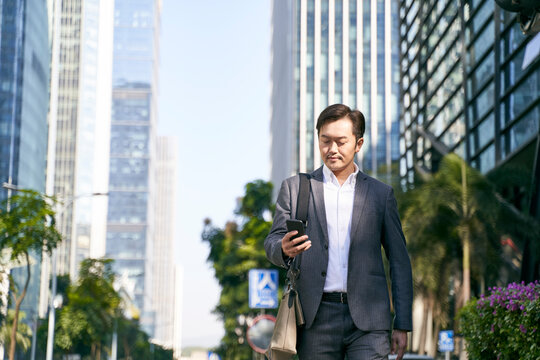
[399,0,540,182]
[106,0,161,336]
[0,0,49,340]
[47,0,113,279]
[0,0,49,197]
[153,136,177,348]
[271,0,401,187]
[399,0,540,351]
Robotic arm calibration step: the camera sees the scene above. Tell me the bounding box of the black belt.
[322,292,348,304]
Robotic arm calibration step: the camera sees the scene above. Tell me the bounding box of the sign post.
[249,269,279,309]
[438,330,454,360]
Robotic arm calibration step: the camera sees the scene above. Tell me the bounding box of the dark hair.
[316,104,365,140]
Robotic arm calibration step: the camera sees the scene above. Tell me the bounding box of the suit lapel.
[350,171,369,237]
[310,167,329,245]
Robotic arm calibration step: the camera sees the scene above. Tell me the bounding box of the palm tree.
[0,310,32,355]
[402,154,537,354]
[431,154,502,304]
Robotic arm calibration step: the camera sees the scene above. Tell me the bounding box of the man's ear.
[356,137,364,153]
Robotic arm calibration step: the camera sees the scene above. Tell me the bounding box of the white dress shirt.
[322,163,359,293]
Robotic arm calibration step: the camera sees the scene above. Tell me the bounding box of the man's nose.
[329,142,338,152]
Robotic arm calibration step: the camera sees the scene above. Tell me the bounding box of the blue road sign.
[249,269,279,308]
[438,330,454,352]
[207,351,221,360]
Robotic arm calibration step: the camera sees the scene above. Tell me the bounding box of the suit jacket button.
[324,244,328,250]
[321,271,326,277]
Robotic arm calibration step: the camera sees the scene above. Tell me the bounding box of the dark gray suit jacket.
[264,166,413,331]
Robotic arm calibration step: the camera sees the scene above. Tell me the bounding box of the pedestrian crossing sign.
[439,330,454,352]
[249,269,279,309]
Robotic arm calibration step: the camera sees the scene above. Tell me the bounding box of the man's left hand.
[390,329,408,360]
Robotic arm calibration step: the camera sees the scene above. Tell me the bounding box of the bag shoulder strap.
[296,173,311,224]
[289,173,311,274]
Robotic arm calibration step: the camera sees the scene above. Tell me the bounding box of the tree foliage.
[202,180,286,360]
[116,317,173,360]
[55,258,121,359]
[458,281,540,360]
[0,310,32,354]
[401,154,539,355]
[0,189,62,360]
[36,269,172,360]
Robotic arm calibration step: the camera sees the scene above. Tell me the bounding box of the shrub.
[458,281,540,360]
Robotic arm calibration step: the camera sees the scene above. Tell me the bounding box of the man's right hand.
[281,231,311,258]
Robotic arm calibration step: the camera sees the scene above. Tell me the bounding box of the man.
[265,104,412,360]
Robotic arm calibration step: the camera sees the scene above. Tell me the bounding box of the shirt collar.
[322,163,359,187]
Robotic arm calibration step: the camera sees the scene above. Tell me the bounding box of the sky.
[158,0,272,348]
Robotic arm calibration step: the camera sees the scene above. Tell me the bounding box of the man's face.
[318,117,363,174]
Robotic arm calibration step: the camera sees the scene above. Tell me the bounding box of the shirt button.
[321,271,326,277]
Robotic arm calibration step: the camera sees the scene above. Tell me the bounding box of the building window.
[468,82,494,125]
[501,68,540,126]
[478,144,495,173]
[467,20,494,70]
[506,105,540,154]
[467,52,494,100]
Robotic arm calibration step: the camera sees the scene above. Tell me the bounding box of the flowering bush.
[458,281,540,360]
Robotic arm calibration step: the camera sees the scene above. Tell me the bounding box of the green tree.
[0,255,8,326]
[116,317,173,360]
[399,174,460,355]
[34,274,70,359]
[55,258,121,360]
[402,154,539,355]
[36,270,166,360]
[0,189,62,360]
[202,180,285,360]
[0,310,32,355]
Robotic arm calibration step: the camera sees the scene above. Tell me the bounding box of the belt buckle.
[340,293,345,303]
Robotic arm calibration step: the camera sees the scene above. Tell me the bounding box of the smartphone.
[286,219,306,245]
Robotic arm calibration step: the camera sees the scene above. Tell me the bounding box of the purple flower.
[520,324,527,333]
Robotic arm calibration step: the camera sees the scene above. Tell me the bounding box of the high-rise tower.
[153,136,177,347]
[399,0,540,181]
[398,0,540,350]
[271,0,401,187]
[0,0,50,341]
[106,0,161,336]
[46,0,114,280]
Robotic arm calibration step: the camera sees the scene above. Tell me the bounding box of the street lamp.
[45,191,108,360]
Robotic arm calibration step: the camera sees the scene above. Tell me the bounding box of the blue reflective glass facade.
[0,0,50,335]
[399,0,540,183]
[0,0,49,197]
[106,0,159,336]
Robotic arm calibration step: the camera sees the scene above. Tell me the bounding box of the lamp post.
[45,191,108,360]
